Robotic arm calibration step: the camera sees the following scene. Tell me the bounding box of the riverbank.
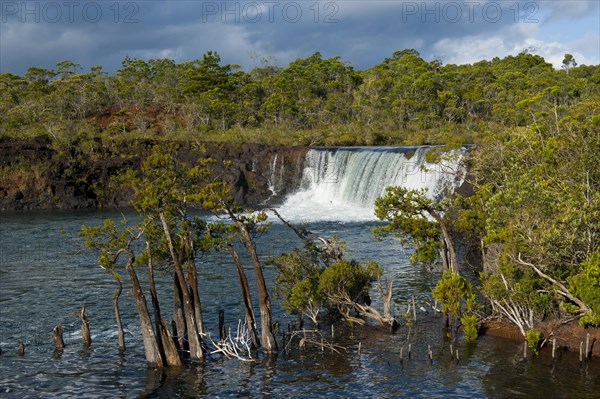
[482,320,599,358]
[0,136,308,210]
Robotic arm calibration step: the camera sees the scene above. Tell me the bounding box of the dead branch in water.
[283,329,347,354]
[270,208,344,260]
[207,320,257,362]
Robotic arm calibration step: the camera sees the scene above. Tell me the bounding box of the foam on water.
[275,147,462,222]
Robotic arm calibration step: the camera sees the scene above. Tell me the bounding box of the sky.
[0,0,598,74]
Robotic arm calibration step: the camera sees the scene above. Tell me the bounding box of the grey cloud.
[0,0,597,74]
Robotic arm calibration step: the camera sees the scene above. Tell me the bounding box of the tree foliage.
[3,51,597,147]
[272,218,392,328]
[373,185,459,274]
[274,248,326,325]
[432,270,479,342]
[78,144,285,365]
[463,98,600,328]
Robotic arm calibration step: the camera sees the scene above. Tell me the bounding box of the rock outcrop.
[0,136,309,210]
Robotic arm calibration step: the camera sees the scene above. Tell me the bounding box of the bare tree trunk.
[219,309,226,341]
[147,242,183,367]
[172,273,187,353]
[440,224,459,274]
[160,211,204,361]
[377,277,394,321]
[439,248,449,272]
[124,250,164,367]
[226,207,278,353]
[114,279,125,351]
[226,243,261,348]
[147,241,166,357]
[184,229,205,342]
[430,209,459,275]
[238,228,278,352]
[158,318,182,367]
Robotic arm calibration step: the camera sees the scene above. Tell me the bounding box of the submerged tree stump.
[53,323,65,350]
[219,309,226,342]
[586,333,590,359]
[78,304,91,348]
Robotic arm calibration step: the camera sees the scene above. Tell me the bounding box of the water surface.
[1,210,598,398]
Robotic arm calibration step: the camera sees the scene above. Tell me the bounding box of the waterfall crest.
[275,146,463,222]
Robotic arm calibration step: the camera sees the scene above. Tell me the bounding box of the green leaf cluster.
[526,328,541,354]
[373,187,443,267]
[79,218,134,276]
[274,248,325,319]
[432,270,480,342]
[568,251,600,326]
[274,244,380,325]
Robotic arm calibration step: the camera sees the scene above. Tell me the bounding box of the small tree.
[318,259,382,325]
[224,241,261,348]
[80,218,166,365]
[79,218,132,351]
[221,206,278,353]
[432,270,479,341]
[561,54,577,73]
[274,248,326,326]
[180,161,279,353]
[272,211,396,329]
[374,186,459,274]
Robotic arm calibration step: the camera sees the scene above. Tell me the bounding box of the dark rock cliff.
[0,136,309,210]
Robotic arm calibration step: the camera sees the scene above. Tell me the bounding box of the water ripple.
[1,211,599,398]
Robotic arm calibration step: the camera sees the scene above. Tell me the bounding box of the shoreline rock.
[482,319,599,358]
[0,136,309,211]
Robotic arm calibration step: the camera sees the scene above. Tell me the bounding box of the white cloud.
[434,35,596,68]
[433,36,504,65]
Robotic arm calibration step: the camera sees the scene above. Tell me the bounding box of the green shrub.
[526,328,541,354]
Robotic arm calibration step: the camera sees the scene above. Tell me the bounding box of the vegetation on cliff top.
[1,50,598,147]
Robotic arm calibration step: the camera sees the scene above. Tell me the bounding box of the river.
[1,209,598,398]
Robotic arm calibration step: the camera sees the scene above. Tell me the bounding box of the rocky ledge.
[0,136,309,210]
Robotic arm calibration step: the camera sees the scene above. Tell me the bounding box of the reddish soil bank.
[482,320,600,358]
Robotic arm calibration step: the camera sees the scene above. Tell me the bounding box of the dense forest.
[1,50,599,356]
[1,49,598,146]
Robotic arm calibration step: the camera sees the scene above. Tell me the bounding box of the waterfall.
[276,146,464,222]
[263,153,287,205]
[267,154,279,197]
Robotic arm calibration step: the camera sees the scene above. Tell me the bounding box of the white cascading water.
[266,154,279,198]
[275,146,463,222]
